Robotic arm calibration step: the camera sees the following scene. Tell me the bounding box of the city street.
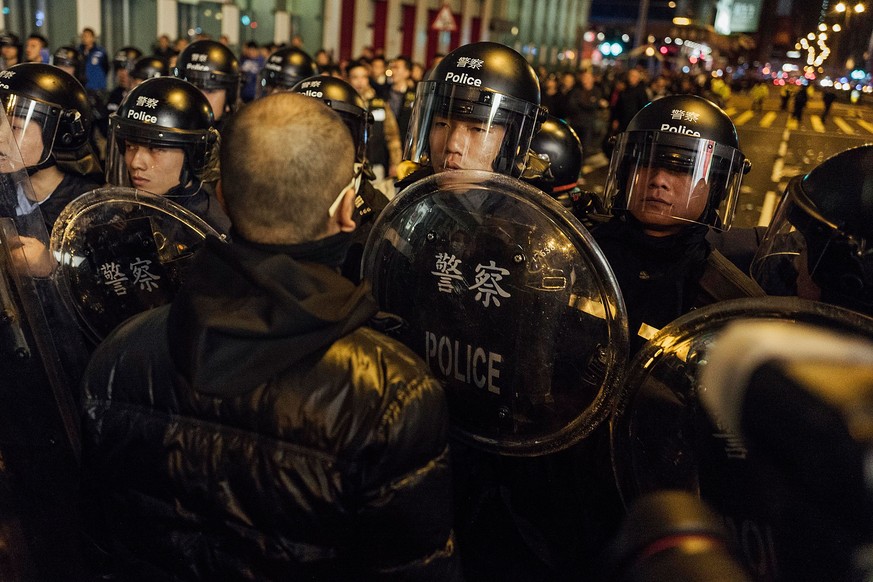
[581,88,873,229]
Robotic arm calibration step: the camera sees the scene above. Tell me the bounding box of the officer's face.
[8,115,45,168]
[202,88,226,120]
[124,140,185,196]
[627,165,709,236]
[429,115,506,173]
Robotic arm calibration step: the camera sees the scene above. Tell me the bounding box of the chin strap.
[25,154,56,176]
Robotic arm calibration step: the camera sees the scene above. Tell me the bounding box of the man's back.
[81,237,459,580]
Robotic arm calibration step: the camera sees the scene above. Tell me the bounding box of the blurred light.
[611,42,623,55]
[204,9,212,16]
[660,46,669,54]
[599,41,612,56]
[787,50,801,58]
[622,34,630,42]
[836,2,847,12]
[819,23,828,31]
[597,32,605,41]
[689,56,698,63]
[668,0,677,6]
[682,65,690,73]
[851,69,867,79]
[675,38,684,45]
[216,13,223,20]
[241,15,251,25]
[807,32,816,39]
[673,17,692,25]
[583,31,596,42]
[187,28,196,36]
[251,21,258,29]
[833,23,842,31]
[645,46,655,56]
[819,33,827,40]
[855,3,865,12]
[511,26,519,35]
[1,7,8,15]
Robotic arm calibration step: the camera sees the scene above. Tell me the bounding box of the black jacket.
[592,218,710,353]
[81,236,461,581]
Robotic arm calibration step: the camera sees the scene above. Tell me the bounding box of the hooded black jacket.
[80,236,461,581]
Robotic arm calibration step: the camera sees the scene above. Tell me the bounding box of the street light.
[832,1,866,71]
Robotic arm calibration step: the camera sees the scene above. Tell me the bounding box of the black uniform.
[38,172,102,232]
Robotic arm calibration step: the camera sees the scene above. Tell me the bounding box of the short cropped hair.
[220,92,355,244]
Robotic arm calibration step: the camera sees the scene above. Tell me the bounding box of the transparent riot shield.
[51,186,223,343]
[0,102,91,578]
[363,170,628,456]
[610,296,873,581]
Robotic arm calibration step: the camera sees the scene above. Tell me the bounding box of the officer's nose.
[128,148,149,171]
[445,124,468,154]
[647,167,672,190]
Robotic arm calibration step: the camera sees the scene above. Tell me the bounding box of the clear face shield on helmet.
[750,182,873,314]
[603,131,748,231]
[105,117,214,197]
[404,81,541,177]
[0,94,61,170]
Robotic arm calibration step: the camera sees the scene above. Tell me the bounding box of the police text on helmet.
[127,109,158,124]
[444,72,482,87]
[659,123,701,136]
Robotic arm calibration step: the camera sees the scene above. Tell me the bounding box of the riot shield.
[610,296,873,581]
[0,100,91,578]
[363,170,628,456]
[51,186,223,343]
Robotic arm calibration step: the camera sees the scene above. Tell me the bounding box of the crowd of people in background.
[0,24,844,181]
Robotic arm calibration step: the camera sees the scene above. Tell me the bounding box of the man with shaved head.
[80,92,461,581]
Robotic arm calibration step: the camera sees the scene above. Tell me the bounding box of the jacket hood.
[168,236,379,397]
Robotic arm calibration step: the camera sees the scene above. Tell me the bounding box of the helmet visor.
[106,116,212,195]
[751,182,873,313]
[603,131,747,231]
[404,80,541,177]
[1,94,60,168]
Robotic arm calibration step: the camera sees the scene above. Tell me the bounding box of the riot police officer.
[524,114,604,225]
[51,46,85,85]
[593,93,754,352]
[129,55,168,88]
[173,39,240,127]
[105,76,230,234]
[0,63,102,231]
[98,46,142,139]
[289,74,389,283]
[751,144,873,317]
[257,46,317,97]
[398,41,544,189]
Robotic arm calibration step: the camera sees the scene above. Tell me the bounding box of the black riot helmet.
[258,46,318,97]
[290,75,370,165]
[106,77,217,194]
[51,46,83,73]
[174,40,240,111]
[524,114,583,196]
[603,94,751,231]
[751,145,873,316]
[130,55,168,84]
[112,46,142,72]
[404,41,544,177]
[0,63,94,172]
